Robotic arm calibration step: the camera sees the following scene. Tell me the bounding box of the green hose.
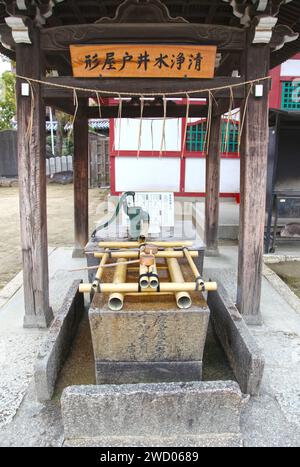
[91,191,135,239]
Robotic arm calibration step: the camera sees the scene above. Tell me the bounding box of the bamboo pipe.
[127,266,168,271]
[94,250,198,259]
[91,248,109,292]
[108,258,127,311]
[79,281,217,294]
[70,260,139,272]
[124,292,173,297]
[98,241,193,249]
[183,247,205,288]
[166,249,192,309]
[139,262,150,289]
[148,258,159,289]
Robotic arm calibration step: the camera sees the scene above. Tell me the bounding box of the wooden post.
[237,44,270,324]
[16,28,53,328]
[73,98,89,256]
[205,112,222,255]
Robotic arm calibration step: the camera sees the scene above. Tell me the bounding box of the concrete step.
[61,381,245,447]
[64,433,243,447]
[192,202,239,241]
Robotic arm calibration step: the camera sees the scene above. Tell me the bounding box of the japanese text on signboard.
[70,44,217,79]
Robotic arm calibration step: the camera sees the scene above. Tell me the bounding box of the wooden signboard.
[70,44,217,79]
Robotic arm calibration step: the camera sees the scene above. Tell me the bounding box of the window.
[186,119,239,154]
[186,120,206,152]
[281,81,300,110]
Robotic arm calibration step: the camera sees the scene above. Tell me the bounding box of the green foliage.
[0,71,16,130]
[46,134,74,157]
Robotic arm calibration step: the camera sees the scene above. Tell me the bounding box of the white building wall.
[185,158,240,193]
[115,157,181,192]
[114,118,182,152]
[113,118,240,194]
[281,59,300,77]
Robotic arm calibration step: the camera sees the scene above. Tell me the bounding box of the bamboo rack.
[166,248,192,309]
[80,241,217,310]
[108,258,127,311]
[139,261,149,289]
[79,281,217,294]
[183,247,205,288]
[97,241,193,249]
[148,259,159,289]
[94,250,198,259]
[91,248,110,291]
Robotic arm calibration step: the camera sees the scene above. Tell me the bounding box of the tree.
[0,70,16,130]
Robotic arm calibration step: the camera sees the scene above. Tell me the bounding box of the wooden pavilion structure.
[0,0,300,328]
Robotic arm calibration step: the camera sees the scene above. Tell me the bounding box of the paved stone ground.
[0,248,87,434]
[1,245,300,446]
[205,247,300,447]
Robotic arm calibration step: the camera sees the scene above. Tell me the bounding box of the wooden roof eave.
[39,22,246,53]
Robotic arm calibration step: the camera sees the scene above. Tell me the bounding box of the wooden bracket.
[223,0,297,47]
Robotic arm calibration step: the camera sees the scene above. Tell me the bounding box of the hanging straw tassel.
[160,95,167,157]
[96,91,102,119]
[203,90,213,155]
[117,94,123,157]
[137,95,144,158]
[163,98,167,154]
[238,82,253,151]
[24,78,35,146]
[15,74,271,99]
[207,91,213,154]
[181,93,190,158]
[67,88,79,139]
[228,87,235,154]
[151,119,154,155]
[225,86,234,154]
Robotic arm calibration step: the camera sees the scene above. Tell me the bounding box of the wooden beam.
[206,1,218,24]
[16,28,53,328]
[205,112,222,255]
[73,98,89,256]
[0,24,14,50]
[212,98,240,116]
[217,52,240,76]
[70,0,86,24]
[46,54,73,76]
[237,43,270,325]
[87,103,209,119]
[45,16,63,28]
[42,76,246,99]
[40,23,246,53]
[45,100,212,118]
[45,98,75,115]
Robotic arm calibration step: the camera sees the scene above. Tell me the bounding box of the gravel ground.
[0,184,108,290]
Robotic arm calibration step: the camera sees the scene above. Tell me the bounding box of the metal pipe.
[98,241,193,249]
[166,249,192,309]
[94,250,198,259]
[108,258,127,311]
[140,220,149,239]
[79,281,217,294]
